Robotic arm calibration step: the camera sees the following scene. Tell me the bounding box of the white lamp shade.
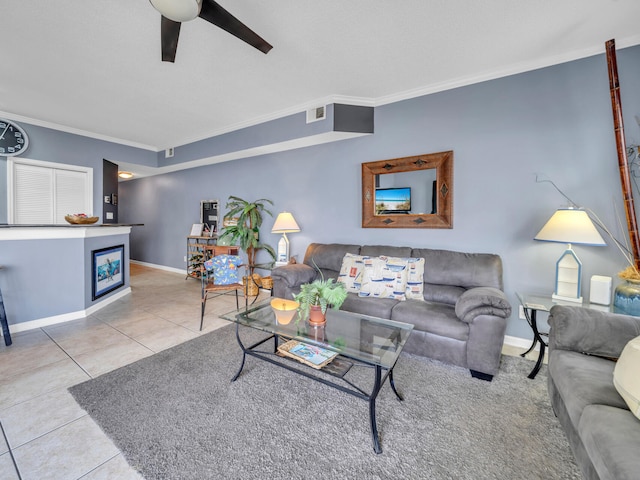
[534,208,606,246]
[271,212,300,233]
[149,0,202,22]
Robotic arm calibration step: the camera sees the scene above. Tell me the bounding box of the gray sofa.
[548,305,640,480]
[272,243,512,380]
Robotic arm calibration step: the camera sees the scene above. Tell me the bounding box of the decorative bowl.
[64,215,99,225]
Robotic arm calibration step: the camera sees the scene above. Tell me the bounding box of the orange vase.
[308,305,326,326]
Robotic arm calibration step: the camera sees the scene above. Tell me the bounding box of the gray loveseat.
[548,305,640,480]
[272,243,512,380]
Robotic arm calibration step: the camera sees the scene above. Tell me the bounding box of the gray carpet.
[69,324,581,480]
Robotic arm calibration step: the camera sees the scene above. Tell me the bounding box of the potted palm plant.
[218,196,277,269]
[293,278,348,326]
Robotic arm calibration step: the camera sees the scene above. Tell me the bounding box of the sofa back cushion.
[361,245,413,258]
[412,248,504,291]
[304,243,361,279]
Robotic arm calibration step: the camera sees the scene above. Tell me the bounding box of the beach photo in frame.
[92,244,125,300]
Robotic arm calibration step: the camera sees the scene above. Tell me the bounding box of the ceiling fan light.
[149,0,202,22]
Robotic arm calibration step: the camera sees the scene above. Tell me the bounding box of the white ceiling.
[1,0,640,152]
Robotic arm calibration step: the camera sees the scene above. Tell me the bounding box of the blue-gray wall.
[120,46,640,340]
[4,45,640,339]
[0,124,155,224]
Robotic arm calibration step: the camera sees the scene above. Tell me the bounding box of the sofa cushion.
[412,248,503,290]
[358,256,408,300]
[391,300,469,341]
[337,253,365,293]
[341,293,397,319]
[548,350,628,427]
[423,284,466,305]
[404,257,425,300]
[361,245,412,258]
[579,404,640,480]
[614,335,640,420]
[303,243,361,273]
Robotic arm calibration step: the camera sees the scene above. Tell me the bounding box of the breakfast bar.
[0,224,140,339]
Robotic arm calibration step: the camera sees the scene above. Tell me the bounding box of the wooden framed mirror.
[362,151,453,228]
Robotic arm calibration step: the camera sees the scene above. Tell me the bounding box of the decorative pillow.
[204,254,243,285]
[337,253,366,293]
[613,335,640,420]
[404,257,425,300]
[358,256,409,300]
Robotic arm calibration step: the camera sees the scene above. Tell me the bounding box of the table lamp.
[271,212,300,263]
[534,207,606,303]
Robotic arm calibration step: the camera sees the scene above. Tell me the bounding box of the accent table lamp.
[534,207,606,303]
[271,212,301,264]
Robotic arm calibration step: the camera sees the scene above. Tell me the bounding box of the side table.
[515,293,554,379]
[516,292,611,379]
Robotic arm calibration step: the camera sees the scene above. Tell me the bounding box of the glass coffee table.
[221,298,414,454]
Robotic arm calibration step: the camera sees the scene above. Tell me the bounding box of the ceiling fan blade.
[161,16,182,62]
[199,0,273,54]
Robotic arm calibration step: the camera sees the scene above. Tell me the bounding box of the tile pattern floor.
[0,263,267,480]
[0,263,537,479]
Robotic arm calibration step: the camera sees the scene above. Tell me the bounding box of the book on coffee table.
[278,340,339,369]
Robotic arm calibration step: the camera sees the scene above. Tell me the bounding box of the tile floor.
[0,263,269,480]
[0,264,537,480]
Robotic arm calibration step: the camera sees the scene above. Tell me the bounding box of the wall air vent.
[306,105,326,123]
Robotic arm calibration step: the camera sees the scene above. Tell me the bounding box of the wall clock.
[0,119,29,157]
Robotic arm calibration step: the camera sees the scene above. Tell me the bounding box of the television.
[375,187,411,214]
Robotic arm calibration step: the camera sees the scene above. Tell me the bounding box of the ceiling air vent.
[306,105,326,123]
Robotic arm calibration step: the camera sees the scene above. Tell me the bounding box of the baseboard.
[130,259,186,275]
[1,287,131,337]
[503,334,539,351]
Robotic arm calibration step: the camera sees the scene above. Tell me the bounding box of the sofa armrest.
[548,305,640,358]
[454,287,512,323]
[271,264,319,299]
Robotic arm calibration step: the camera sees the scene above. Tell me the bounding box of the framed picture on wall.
[92,245,125,300]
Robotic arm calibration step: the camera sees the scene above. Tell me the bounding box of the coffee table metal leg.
[231,323,247,382]
[388,369,403,401]
[369,365,383,454]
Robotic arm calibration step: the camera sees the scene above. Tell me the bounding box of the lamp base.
[552,293,583,304]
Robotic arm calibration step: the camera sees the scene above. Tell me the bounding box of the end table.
[516,292,611,379]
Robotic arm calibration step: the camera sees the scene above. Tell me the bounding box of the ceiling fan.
[149,0,273,62]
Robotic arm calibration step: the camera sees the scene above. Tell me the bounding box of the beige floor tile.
[12,416,119,480]
[109,315,178,338]
[0,389,87,448]
[0,428,7,454]
[0,337,69,380]
[0,358,90,411]
[44,318,133,357]
[0,328,52,351]
[80,454,144,480]
[197,315,233,333]
[0,453,19,480]
[92,305,157,326]
[130,323,199,352]
[72,339,154,377]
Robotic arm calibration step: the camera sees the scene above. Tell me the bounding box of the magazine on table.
[278,340,338,369]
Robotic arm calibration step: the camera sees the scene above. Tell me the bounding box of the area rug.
[69,324,581,480]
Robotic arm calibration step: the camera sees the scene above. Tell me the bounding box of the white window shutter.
[14,163,54,224]
[10,159,92,225]
[55,169,88,224]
